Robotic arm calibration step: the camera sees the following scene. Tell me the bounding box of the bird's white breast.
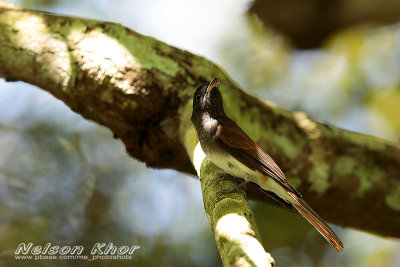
[201,113,218,132]
[206,150,291,202]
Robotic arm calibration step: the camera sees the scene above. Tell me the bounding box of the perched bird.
[190,77,343,253]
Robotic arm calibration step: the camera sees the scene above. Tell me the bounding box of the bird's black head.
[191,77,225,124]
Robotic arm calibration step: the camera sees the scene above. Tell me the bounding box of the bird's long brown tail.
[287,191,344,253]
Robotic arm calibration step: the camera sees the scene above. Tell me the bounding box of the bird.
[190,77,343,253]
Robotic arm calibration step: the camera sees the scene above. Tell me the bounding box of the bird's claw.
[217,176,248,195]
[219,174,242,183]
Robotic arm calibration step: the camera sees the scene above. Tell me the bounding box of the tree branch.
[249,0,400,48]
[193,144,274,266]
[1,1,400,239]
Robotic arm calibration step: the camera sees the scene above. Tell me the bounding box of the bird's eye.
[195,92,201,102]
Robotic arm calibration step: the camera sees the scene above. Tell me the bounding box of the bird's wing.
[215,117,300,196]
[216,118,343,253]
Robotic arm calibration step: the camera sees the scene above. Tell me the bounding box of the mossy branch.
[1,0,400,239]
[193,143,275,267]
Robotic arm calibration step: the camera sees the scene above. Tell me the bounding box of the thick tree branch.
[193,145,274,266]
[249,0,400,48]
[1,1,400,239]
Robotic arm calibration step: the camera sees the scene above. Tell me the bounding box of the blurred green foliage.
[221,16,400,142]
[19,0,58,7]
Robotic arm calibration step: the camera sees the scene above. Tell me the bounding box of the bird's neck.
[201,113,219,132]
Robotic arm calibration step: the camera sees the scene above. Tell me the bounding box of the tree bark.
[249,0,400,48]
[1,1,400,240]
[194,145,275,266]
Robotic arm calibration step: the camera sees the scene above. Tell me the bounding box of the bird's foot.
[218,175,248,194]
[219,174,242,183]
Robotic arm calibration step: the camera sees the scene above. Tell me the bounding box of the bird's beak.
[206,77,219,93]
